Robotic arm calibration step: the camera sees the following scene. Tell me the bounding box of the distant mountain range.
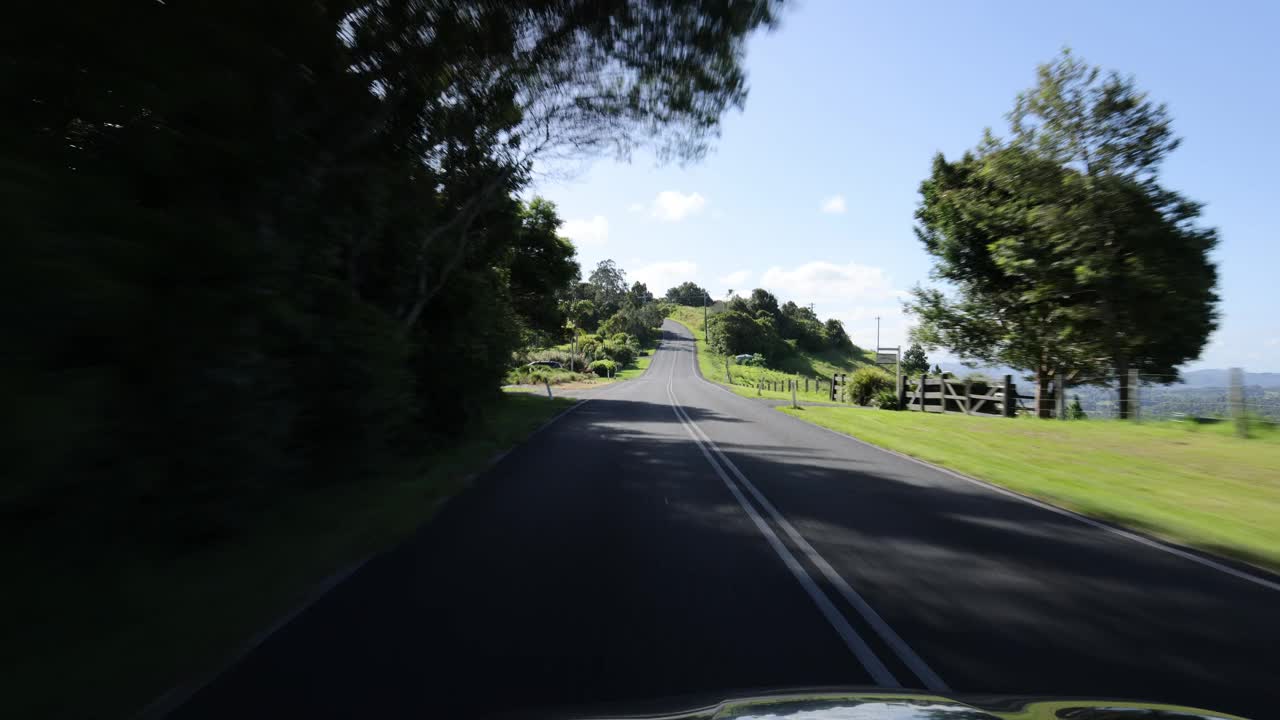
[1180,369,1280,388]
[934,364,1280,388]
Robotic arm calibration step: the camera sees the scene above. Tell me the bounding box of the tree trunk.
[1116,356,1130,420]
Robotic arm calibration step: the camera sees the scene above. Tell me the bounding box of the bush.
[528,348,588,370]
[505,366,592,386]
[849,366,894,406]
[599,341,635,366]
[589,359,618,377]
[961,373,991,396]
[1069,394,1087,420]
[708,309,784,357]
[871,388,901,410]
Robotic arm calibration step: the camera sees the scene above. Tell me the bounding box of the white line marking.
[664,368,898,686]
[677,404,950,691]
[669,322,1280,595]
[666,338,947,690]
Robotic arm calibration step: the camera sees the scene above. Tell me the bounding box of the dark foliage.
[665,281,711,306]
[3,0,782,544]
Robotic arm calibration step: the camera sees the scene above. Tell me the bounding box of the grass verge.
[5,393,576,720]
[777,405,1280,572]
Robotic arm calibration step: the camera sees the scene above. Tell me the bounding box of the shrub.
[599,341,635,366]
[589,359,618,377]
[527,348,588,369]
[708,309,784,357]
[849,366,894,406]
[961,373,991,396]
[871,388,901,410]
[1069,394,1087,420]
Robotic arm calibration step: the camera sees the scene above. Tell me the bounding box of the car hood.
[548,691,1250,720]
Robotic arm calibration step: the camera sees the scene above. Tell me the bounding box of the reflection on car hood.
[570,691,1249,720]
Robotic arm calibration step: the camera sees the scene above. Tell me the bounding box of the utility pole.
[704,290,710,345]
[875,316,880,352]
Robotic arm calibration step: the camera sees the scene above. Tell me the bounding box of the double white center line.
[664,339,948,691]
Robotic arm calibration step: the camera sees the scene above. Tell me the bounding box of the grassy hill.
[666,305,874,403]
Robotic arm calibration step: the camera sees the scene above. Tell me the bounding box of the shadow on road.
[170,392,1277,720]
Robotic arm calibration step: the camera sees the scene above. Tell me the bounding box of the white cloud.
[718,270,752,292]
[820,194,847,214]
[759,261,909,349]
[1266,337,1279,347]
[626,202,644,213]
[560,216,608,247]
[650,191,707,222]
[631,260,698,294]
[760,261,903,304]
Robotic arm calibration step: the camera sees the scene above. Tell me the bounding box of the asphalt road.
[170,320,1279,719]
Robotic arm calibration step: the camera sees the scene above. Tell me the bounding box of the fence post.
[898,373,907,409]
[725,357,732,384]
[831,373,837,401]
[1129,368,1141,421]
[544,379,553,399]
[895,345,902,411]
[1002,375,1014,418]
[1056,371,1066,420]
[1229,367,1247,438]
[757,376,762,396]
[962,380,971,415]
[791,378,798,409]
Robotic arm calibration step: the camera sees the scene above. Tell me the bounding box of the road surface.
[171,320,1278,719]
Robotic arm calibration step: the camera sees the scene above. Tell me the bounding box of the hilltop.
[667,305,873,402]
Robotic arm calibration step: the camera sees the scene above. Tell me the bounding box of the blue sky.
[533,0,1279,370]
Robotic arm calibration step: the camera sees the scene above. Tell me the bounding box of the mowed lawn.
[778,406,1280,572]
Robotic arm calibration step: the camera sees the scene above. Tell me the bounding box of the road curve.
[170,320,1278,719]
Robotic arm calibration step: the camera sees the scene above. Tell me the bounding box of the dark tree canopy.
[749,288,781,321]
[587,259,629,318]
[902,343,930,376]
[907,50,1217,417]
[665,281,711,306]
[3,0,787,543]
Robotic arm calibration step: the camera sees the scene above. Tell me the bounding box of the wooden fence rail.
[900,373,1034,417]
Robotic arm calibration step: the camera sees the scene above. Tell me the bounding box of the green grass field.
[5,393,576,720]
[666,306,873,404]
[778,405,1280,572]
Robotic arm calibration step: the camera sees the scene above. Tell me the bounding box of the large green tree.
[4,0,786,543]
[908,51,1217,418]
[587,260,629,318]
[1006,50,1218,415]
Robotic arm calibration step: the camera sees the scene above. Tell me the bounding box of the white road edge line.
[664,369,899,687]
[800,416,1280,594]
[670,320,1280,595]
